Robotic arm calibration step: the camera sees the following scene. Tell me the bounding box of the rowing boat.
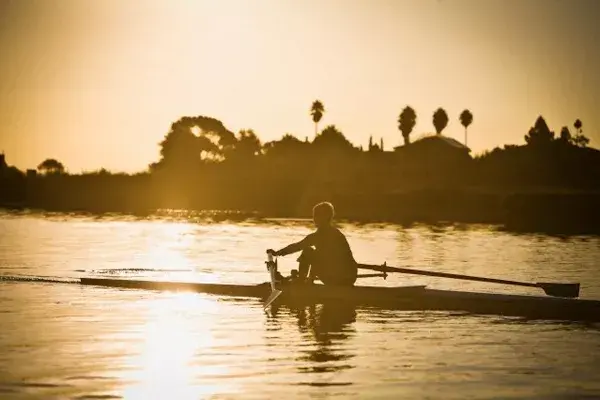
[79,276,600,323]
[79,276,425,304]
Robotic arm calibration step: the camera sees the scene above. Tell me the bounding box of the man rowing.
[267,202,358,286]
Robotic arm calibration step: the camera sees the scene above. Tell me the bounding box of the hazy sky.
[1,0,598,172]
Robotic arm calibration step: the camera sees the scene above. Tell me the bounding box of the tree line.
[0,101,598,230]
[27,100,590,177]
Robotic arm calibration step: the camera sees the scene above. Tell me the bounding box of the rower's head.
[313,201,335,228]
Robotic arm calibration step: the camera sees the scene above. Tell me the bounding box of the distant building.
[394,134,471,159]
[392,134,472,186]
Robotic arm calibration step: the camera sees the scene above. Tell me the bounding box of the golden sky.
[0,0,598,173]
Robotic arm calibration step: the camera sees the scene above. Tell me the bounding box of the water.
[1,210,599,399]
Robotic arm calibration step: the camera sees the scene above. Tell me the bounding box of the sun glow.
[135,222,200,279]
[2,0,598,172]
[120,293,237,399]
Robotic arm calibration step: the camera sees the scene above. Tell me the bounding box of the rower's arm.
[276,234,315,256]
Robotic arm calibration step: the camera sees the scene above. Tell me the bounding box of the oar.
[357,272,388,279]
[263,254,282,309]
[358,263,580,298]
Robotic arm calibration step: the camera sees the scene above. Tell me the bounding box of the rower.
[267,201,358,286]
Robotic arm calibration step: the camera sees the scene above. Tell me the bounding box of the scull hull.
[79,277,600,323]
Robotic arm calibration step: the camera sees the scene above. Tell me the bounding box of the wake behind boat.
[79,256,600,323]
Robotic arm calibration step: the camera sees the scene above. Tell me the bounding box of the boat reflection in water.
[269,302,358,386]
[113,292,360,398]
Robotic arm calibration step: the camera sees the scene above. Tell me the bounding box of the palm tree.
[574,119,582,134]
[572,119,589,147]
[310,100,325,137]
[433,108,449,135]
[398,106,417,146]
[459,109,473,146]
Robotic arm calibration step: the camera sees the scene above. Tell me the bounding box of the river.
[1,210,599,399]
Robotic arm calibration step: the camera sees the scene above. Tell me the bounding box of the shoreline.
[2,192,599,236]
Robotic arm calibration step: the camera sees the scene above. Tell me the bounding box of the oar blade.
[264,253,282,309]
[263,289,282,309]
[538,282,580,298]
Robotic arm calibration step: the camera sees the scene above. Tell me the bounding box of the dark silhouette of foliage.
[37,159,65,175]
[3,105,600,234]
[559,126,572,144]
[546,122,589,148]
[432,108,449,135]
[311,100,325,137]
[0,154,25,206]
[524,116,554,146]
[152,115,237,172]
[263,134,309,159]
[459,109,473,146]
[476,116,599,191]
[312,125,357,155]
[572,119,590,148]
[0,154,24,180]
[572,135,590,148]
[230,129,262,161]
[192,115,237,159]
[398,106,417,145]
[367,136,384,152]
[154,120,203,171]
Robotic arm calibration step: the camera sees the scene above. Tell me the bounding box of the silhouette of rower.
[267,202,358,286]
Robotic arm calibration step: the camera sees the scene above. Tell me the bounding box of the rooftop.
[394,133,470,152]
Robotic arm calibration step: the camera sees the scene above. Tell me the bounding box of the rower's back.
[310,202,357,286]
[312,225,355,266]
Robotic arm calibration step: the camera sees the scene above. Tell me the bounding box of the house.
[395,134,471,162]
[394,133,470,154]
[393,134,473,186]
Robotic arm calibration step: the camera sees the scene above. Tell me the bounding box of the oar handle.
[358,263,538,288]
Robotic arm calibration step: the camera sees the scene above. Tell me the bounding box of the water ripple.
[1,212,600,399]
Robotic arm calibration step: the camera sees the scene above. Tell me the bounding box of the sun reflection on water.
[139,222,195,268]
[120,292,238,399]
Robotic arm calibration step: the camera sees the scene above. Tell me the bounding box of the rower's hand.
[266,249,278,256]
